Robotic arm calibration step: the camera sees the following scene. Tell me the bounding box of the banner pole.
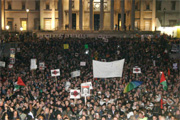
[85,96,87,105]
[55,76,57,85]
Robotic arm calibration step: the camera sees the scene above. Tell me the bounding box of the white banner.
[0,61,5,67]
[81,83,90,97]
[39,62,45,70]
[17,48,20,52]
[83,82,93,89]
[173,63,178,70]
[71,70,80,78]
[80,62,86,66]
[70,89,80,99]
[51,69,60,77]
[133,67,141,74]
[93,59,125,78]
[153,60,156,66]
[10,48,15,54]
[30,59,37,70]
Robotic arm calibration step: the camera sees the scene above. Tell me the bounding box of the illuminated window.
[21,20,27,31]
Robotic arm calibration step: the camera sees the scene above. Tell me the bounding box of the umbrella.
[123,81,143,93]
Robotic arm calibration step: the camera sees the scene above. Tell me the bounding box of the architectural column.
[58,0,63,30]
[40,0,44,30]
[121,0,125,30]
[90,0,93,30]
[0,0,2,36]
[131,0,135,30]
[52,0,55,30]
[79,0,83,30]
[140,0,144,30]
[152,0,156,31]
[110,0,114,30]
[100,0,104,30]
[69,0,72,30]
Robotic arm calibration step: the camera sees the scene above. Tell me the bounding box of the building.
[156,0,180,37]
[0,0,156,32]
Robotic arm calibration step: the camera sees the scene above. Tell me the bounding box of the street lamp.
[20,27,23,31]
[163,8,166,27]
[6,25,10,30]
[26,9,29,31]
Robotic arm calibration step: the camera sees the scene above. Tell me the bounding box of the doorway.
[72,13,76,30]
[94,14,100,31]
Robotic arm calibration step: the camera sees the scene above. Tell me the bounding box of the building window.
[34,18,40,30]
[135,2,139,10]
[146,3,150,10]
[46,2,50,10]
[21,19,27,31]
[171,1,176,10]
[156,1,161,10]
[22,2,25,10]
[169,20,177,26]
[72,0,75,9]
[35,1,40,10]
[55,1,58,9]
[7,19,13,30]
[7,2,12,10]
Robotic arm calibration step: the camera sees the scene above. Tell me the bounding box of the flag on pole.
[51,69,60,77]
[133,67,141,74]
[93,59,125,78]
[168,68,170,76]
[160,72,167,91]
[14,77,26,91]
[70,89,80,99]
[160,99,163,109]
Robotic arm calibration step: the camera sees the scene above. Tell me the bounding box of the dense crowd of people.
[0,35,180,120]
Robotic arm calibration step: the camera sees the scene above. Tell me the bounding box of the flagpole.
[85,96,87,105]
[55,76,57,85]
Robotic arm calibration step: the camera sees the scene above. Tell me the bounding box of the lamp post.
[26,9,29,31]
[163,8,166,27]
[20,27,23,31]
[6,25,9,31]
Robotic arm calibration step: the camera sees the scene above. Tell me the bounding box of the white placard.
[71,70,80,78]
[70,89,81,99]
[0,61,5,67]
[51,69,60,77]
[80,62,86,66]
[81,83,90,97]
[133,67,141,74]
[8,64,13,68]
[173,63,178,70]
[17,48,20,52]
[83,82,93,90]
[39,62,45,70]
[30,59,37,70]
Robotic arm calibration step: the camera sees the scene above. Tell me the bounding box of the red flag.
[168,68,170,76]
[17,77,26,86]
[161,99,163,109]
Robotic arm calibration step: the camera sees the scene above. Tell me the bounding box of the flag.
[14,77,26,91]
[133,67,141,73]
[71,70,80,78]
[51,69,60,77]
[160,72,167,91]
[70,90,80,99]
[93,59,125,78]
[173,63,177,70]
[84,44,88,49]
[168,68,170,76]
[64,44,69,49]
[160,99,163,109]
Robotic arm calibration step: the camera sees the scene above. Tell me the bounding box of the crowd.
[0,35,180,120]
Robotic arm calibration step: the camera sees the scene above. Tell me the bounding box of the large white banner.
[70,89,80,99]
[71,70,80,78]
[0,61,5,67]
[93,59,125,78]
[30,59,37,70]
